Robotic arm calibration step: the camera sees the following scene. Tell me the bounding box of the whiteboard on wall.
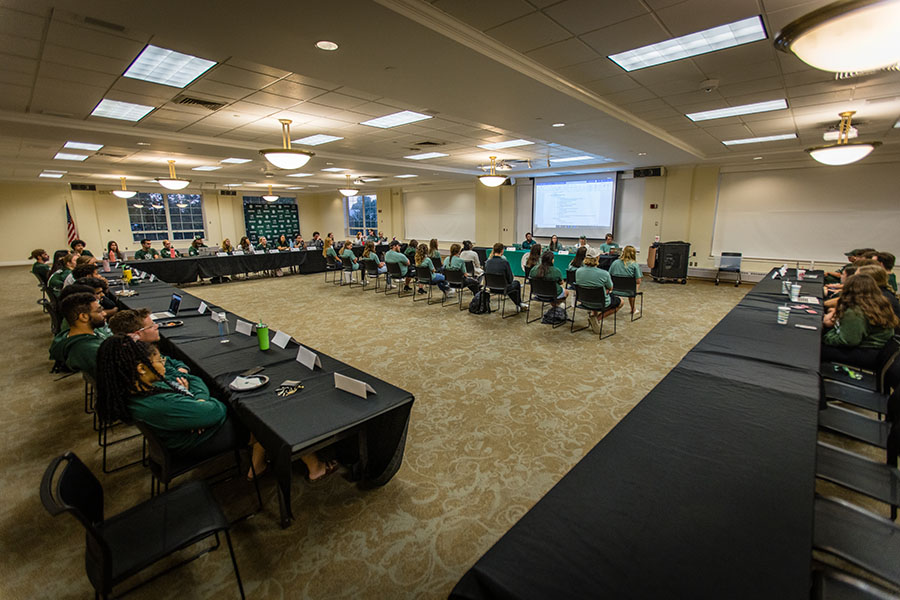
[404,186,476,241]
[712,164,900,263]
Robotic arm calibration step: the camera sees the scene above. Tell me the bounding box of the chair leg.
[224,530,247,600]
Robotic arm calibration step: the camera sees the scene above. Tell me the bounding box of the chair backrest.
[340,255,354,269]
[33,271,49,287]
[464,260,475,275]
[719,252,742,269]
[530,277,559,300]
[363,258,379,276]
[415,263,432,284]
[483,272,507,293]
[133,421,173,483]
[432,255,443,269]
[574,283,607,306]
[611,275,636,294]
[385,261,403,277]
[41,451,104,525]
[326,255,338,268]
[876,336,900,387]
[444,269,464,285]
[565,270,576,288]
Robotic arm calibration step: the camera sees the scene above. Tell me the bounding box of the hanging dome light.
[156,160,191,190]
[262,184,279,202]
[478,156,507,187]
[260,119,315,169]
[774,0,900,72]
[338,174,359,197]
[806,111,881,165]
[112,176,137,199]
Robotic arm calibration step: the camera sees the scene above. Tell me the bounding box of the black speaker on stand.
[650,241,690,284]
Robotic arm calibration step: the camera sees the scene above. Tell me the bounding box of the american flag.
[65,203,78,245]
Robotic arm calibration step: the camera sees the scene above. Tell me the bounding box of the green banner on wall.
[243,202,299,243]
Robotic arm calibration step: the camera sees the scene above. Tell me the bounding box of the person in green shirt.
[366,229,378,242]
[567,247,587,273]
[134,238,160,260]
[529,250,569,307]
[522,244,542,280]
[340,241,359,270]
[428,238,442,270]
[323,237,339,260]
[444,243,481,295]
[384,239,413,291]
[160,239,181,258]
[187,238,204,256]
[575,254,621,332]
[71,239,93,257]
[521,232,536,250]
[608,245,643,315]
[30,249,50,280]
[599,233,620,255]
[276,234,290,251]
[361,241,386,274]
[48,252,77,298]
[870,251,897,293]
[404,239,418,262]
[414,242,448,294]
[822,273,898,370]
[48,292,107,377]
[108,308,191,378]
[547,235,563,253]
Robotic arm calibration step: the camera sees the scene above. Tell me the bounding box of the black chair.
[565,269,576,290]
[822,336,900,395]
[40,451,245,600]
[483,272,516,318]
[571,284,616,338]
[413,264,441,305]
[816,441,900,520]
[87,372,145,474]
[526,278,565,326]
[33,270,50,309]
[818,386,900,469]
[715,252,742,286]
[340,255,361,287]
[443,269,469,310]
[431,254,443,271]
[811,567,900,600]
[464,260,476,276]
[361,258,382,292]
[325,255,341,284]
[385,261,413,298]
[611,275,643,321]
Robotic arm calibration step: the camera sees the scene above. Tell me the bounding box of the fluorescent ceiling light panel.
[404,152,448,160]
[91,99,155,121]
[686,99,787,122]
[551,155,594,163]
[394,174,418,178]
[287,172,314,177]
[64,141,103,151]
[124,44,216,88]
[191,166,221,171]
[609,16,767,71]
[360,110,432,128]
[722,133,797,145]
[220,157,252,164]
[54,152,88,161]
[292,134,343,146]
[321,167,347,172]
[478,139,533,150]
[39,171,66,178]
[286,186,304,190]
[223,183,242,187]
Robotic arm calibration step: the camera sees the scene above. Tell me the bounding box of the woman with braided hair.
[96,335,336,482]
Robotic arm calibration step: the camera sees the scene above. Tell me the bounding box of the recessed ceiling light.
[136,142,151,146]
[753,156,763,160]
[637,152,647,156]
[609,15,767,71]
[91,99,155,121]
[292,134,344,146]
[39,171,66,178]
[123,44,216,88]
[286,186,304,190]
[552,123,565,127]
[223,183,242,187]
[894,120,900,129]
[477,139,534,150]
[551,155,594,163]
[360,110,433,128]
[191,166,221,171]
[686,99,788,122]
[315,40,339,51]
[722,133,797,145]
[287,172,314,177]
[394,174,418,178]
[321,167,348,172]
[404,152,448,160]
[64,141,103,151]
[220,157,251,164]
[54,152,88,161]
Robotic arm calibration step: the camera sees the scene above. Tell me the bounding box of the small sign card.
[255,250,266,255]
[271,330,291,349]
[558,251,569,255]
[216,252,228,257]
[290,247,300,252]
[269,249,280,254]
[233,250,244,256]
[235,320,253,336]
[334,373,376,398]
[198,301,208,314]
[306,246,318,251]
[149,274,157,282]
[211,311,225,323]
[296,345,322,370]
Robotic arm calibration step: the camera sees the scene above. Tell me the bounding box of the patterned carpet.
[3,266,758,598]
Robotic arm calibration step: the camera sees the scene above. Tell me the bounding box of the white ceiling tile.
[308,92,371,110]
[655,0,760,37]
[242,91,300,109]
[698,59,782,86]
[283,72,340,91]
[664,89,726,108]
[525,38,599,69]
[746,116,797,135]
[39,62,118,89]
[224,58,290,79]
[788,90,855,108]
[333,86,382,101]
[555,57,622,82]
[583,74,642,94]
[33,79,108,118]
[602,87,657,104]
[580,14,669,56]
[647,115,696,129]
[0,82,30,111]
[0,52,37,76]
[432,0,535,30]
[0,7,45,40]
[205,65,280,90]
[644,77,706,96]
[545,0,649,35]
[645,0,688,8]
[139,108,202,124]
[109,77,181,102]
[186,79,254,101]
[786,81,852,99]
[46,19,146,60]
[227,100,281,117]
[41,43,132,75]
[0,32,41,59]
[717,76,785,98]
[264,79,329,102]
[485,12,572,53]
[0,68,31,87]
[627,60,706,86]
[701,123,755,140]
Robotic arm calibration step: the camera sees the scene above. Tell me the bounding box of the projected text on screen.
[532,176,616,240]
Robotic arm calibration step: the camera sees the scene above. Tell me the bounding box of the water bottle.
[257,322,269,351]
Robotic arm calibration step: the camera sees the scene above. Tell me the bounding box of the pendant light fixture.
[806,111,881,166]
[112,176,137,199]
[262,184,279,202]
[338,174,359,197]
[156,160,191,190]
[260,119,315,170]
[774,0,900,72]
[478,156,507,187]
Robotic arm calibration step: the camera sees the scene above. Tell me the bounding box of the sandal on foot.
[307,460,339,485]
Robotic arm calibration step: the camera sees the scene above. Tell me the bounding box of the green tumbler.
[257,323,269,351]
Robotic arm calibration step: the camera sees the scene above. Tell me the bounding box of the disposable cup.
[777,306,790,325]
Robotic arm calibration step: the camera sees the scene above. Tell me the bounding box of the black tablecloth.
[451,267,823,599]
[129,250,328,283]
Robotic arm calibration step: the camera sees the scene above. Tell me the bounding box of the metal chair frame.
[570,284,617,338]
[526,277,568,327]
[483,272,516,318]
[716,252,742,286]
[611,275,643,321]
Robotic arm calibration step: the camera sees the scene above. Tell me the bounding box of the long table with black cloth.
[451,269,825,599]
[114,276,413,528]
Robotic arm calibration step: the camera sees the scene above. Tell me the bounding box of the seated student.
[404,239,419,262]
[65,261,100,288]
[460,240,483,277]
[522,244,542,279]
[49,292,108,377]
[575,254,622,332]
[70,239,93,257]
[134,238,160,260]
[354,231,365,246]
[323,237,339,265]
[599,233,620,255]
[384,239,413,291]
[75,276,118,318]
[56,284,114,335]
[428,239,442,269]
[608,245,643,315]
[825,248,874,284]
[187,237,205,256]
[158,239,180,258]
[824,259,880,308]
[366,229,378,242]
[255,236,271,252]
[869,251,897,293]
[106,240,124,262]
[484,243,527,311]
[443,243,482,295]
[238,236,253,253]
[530,250,569,308]
[326,232,335,245]
[221,238,234,253]
[856,265,900,321]
[822,274,898,369]
[276,234,290,251]
[109,309,190,377]
[340,241,360,277]
[414,243,449,294]
[30,249,51,280]
[575,235,600,258]
[547,235,563,252]
[567,246,587,274]
[310,232,324,251]
[378,231,388,242]
[361,241,387,274]
[522,232,536,249]
[293,234,305,249]
[48,252,77,298]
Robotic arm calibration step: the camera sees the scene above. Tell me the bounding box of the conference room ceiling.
[0,0,898,194]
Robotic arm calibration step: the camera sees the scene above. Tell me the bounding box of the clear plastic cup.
[777,305,790,325]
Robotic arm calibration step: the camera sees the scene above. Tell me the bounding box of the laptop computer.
[150,293,182,320]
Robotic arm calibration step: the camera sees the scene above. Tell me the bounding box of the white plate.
[229,375,269,391]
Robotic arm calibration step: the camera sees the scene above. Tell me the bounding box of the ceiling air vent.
[219,190,237,196]
[83,16,126,32]
[70,183,97,191]
[96,151,128,158]
[413,141,445,147]
[174,95,227,111]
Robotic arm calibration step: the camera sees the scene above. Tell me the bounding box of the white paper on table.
[271,330,291,349]
[798,296,820,305]
[296,345,322,370]
[506,247,515,252]
[198,302,208,314]
[254,250,265,255]
[235,320,253,336]
[334,372,376,398]
[149,274,157,282]
[216,252,228,257]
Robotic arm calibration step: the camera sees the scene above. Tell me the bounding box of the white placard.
[210,311,225,323]
[232,250,244,256]
[216,252,228,257]
[334,373,376,398]
[296,345,322,370]
[254,250,265,255]
[558,251,569,255]
[306,246,318,251]
[269,249,280,254]
[198,302,208,314]
[271,330,291,349]
[235,320,253,336]
[290,247,300,252]
[506,247,515,252]
[149,274,157,282]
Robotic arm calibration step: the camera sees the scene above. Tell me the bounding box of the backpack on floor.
[541,305,567,325]
[469,291,491,314]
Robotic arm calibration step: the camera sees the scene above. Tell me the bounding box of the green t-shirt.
[48,268,71,297]
[78,249,94,257]
[417,256,436,278]
[890,272,898,294]
[160,247,181,258]
[404,246,417,259]
[384,249,409,276]
[575,266,612,308]
[341,248,359,270]
[530,265,564,296]
[32,262,50,278]
[134,248,160,260]
[188,246,200,256]
[48,330,104,377]
[823,307,894,349]
[443,255,467,272]
[599,242,620,253]
[325,246,339,261]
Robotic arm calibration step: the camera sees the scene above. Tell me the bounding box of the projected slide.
[532,175,617,240]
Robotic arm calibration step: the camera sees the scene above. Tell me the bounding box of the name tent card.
[271,330,291,349]
[235,320,253,336]
[211,311,226,323]
[198,302,208,315]
[334,373,376,399]
[306,246,318,251]
[290,247,300,252]
[216,252,228,257]
[149,274,157,282]
[296,345,322,370]
[269,249,280,254]
[233,250,244,255]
